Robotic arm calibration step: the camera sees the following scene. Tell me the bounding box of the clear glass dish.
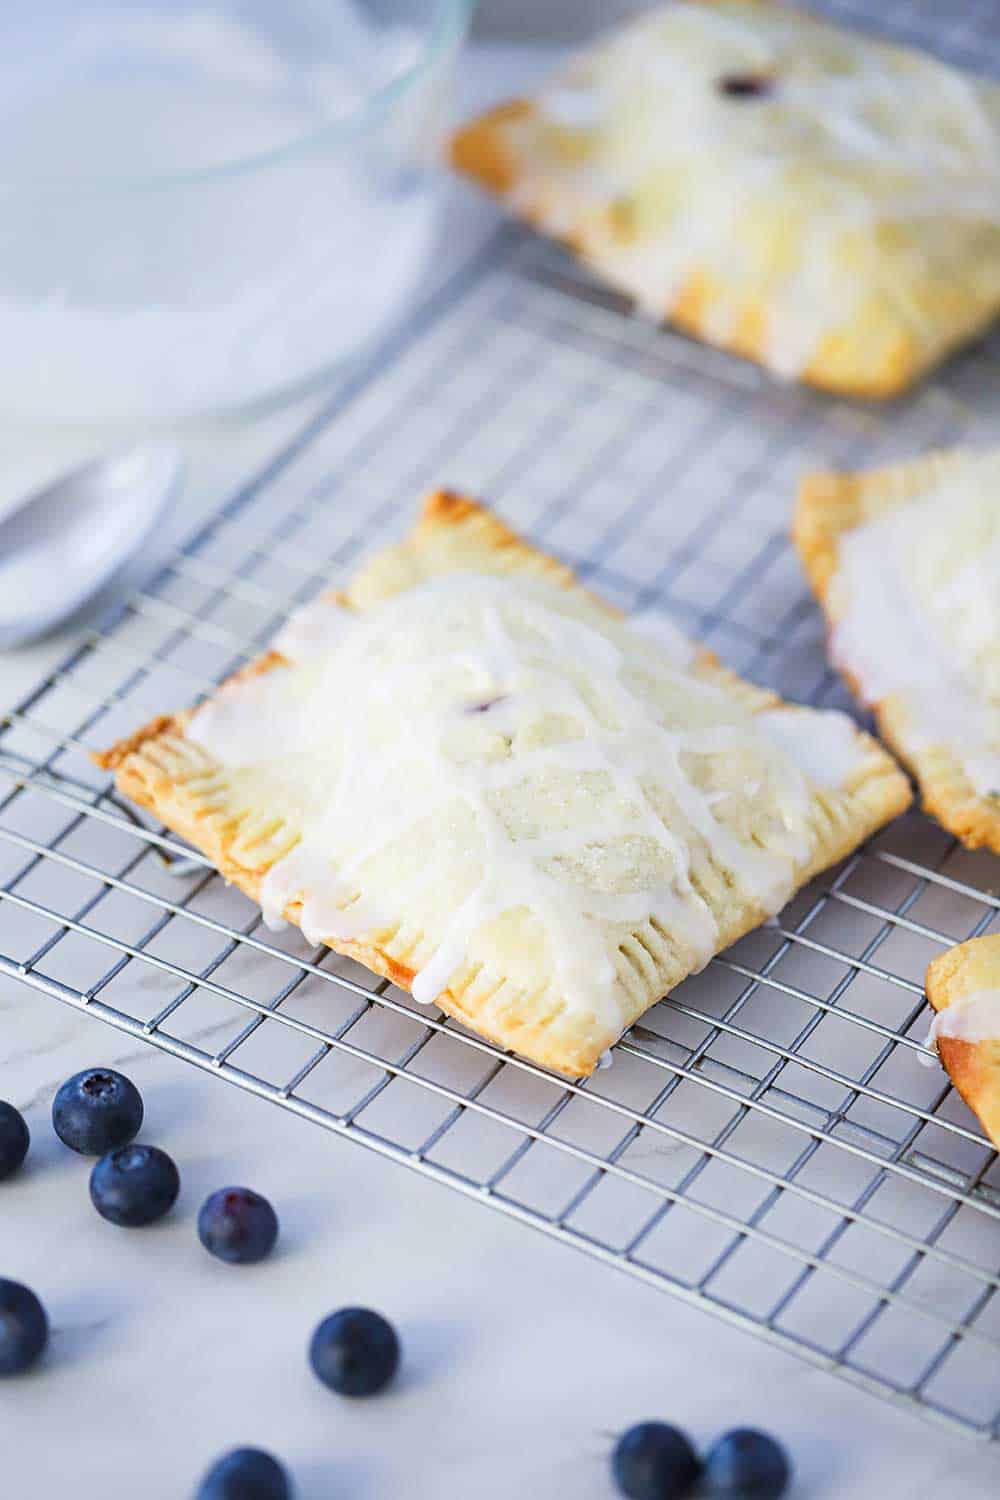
[0,0,472,425]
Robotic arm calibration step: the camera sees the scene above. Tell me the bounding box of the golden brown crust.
[926,936,1000,1149]
[656,268,916,401]
[450,101,530,196]
[96,714,180,773]
[794,453,1000,853]
[451,114,921,400]
[99,488,910,1077]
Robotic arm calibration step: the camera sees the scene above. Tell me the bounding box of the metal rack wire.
[6,0,1000,1442]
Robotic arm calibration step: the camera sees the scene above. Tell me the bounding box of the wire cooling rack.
[7,0,1000,1443]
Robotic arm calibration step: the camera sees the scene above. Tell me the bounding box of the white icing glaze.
[831,478,1000,797]
[926,989,1000,1050]
[916,1030,939,1068]
[512,0,1000,379]
[596,1048,614,1070]
[755,708,866,789]
[187,669,319,770]
[540,85,603,131]
[188,574,865,1030]
[626,608,696,666]
[929,534,1000,661]
[272,595,351,661]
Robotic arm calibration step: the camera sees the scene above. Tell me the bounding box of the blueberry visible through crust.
[717,73,774,99]
[463,693,508,715]
[52,1067,144,1155]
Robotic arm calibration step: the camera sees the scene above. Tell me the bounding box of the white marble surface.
[2,39,1000,1500]
[2,991,1000,1498]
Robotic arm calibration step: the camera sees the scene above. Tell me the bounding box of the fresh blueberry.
[0,1102,29,1180]
[89,1143,179,1227]
[612,1422,701,1500]
[52,1067,143,1155]
[309,1307,400,1397]
[702,1429,790,1498]
[195,1446,291,1500]
[0,1279,48,1376]
[198,1188,279,1265]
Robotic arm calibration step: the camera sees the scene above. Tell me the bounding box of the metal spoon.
[0,444,183,649]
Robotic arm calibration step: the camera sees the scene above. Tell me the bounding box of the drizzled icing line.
[188,573,865,1030]
[925,989,1000,1056]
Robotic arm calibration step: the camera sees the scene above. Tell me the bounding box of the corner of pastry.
[926,934,1000,1150]
[450,100,532,195]
[794,447,1000,853]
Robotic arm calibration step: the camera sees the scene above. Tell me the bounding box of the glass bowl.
[0,0,472,425]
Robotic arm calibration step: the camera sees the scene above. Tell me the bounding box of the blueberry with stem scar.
[198,1188,279,1265]
[52,1068,143,1156]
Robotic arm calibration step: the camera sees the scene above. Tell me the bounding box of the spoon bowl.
[0,444,183,649]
